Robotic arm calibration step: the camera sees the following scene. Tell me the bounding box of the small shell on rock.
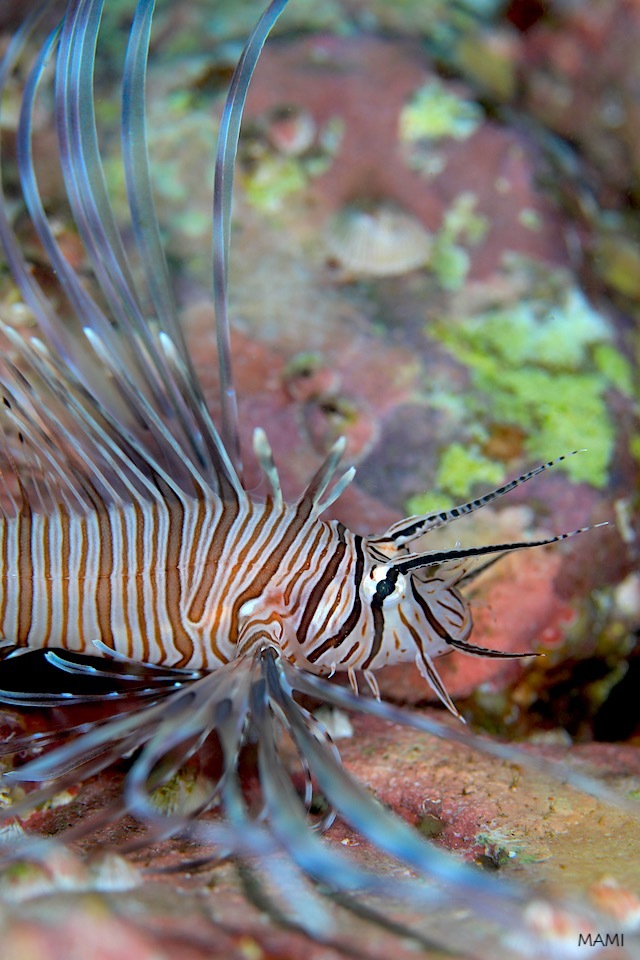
[326,202,432,277]
[266,105,316,156]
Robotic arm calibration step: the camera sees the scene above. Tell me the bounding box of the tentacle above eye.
[372,451,586,549]
[392,522,606,577]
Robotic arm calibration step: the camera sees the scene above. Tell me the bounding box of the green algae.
[150,766,211,816]
[518,208,542,232]
[592,343,635,396]
[454,30,516,102]
[430,193,489,291]
[474,830,536,867]
[405,490,455,515]
[399,79,483,143]
[435,443,505,499]
[430,242,470,291]
[241,118,343,215]
[243,155,308,213]
[430,269,632,492]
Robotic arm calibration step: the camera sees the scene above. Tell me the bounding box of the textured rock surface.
[0,1,638,959]
[0,716,638,960]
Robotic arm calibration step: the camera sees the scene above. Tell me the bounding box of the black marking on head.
[374,567,399,603]
[410,580,451,642]
[297,523,347,646]
[307,535,365,663]
[362,600,385,670]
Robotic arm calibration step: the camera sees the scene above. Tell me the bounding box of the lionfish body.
[0,0,623,955]
[0,406,570,710]
[0,463,477,686]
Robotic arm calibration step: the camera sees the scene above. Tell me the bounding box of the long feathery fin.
[43,650,197,684]
[1,0,244,495]
[278,655,638,815]
[57,0,229,472]
[317,466,356,514]
[156,330,247,499]
[375,452,586,547]
[122,0,189,362]
[15,20,108,361]
[83,326,241,501]
[57,0,140,313]
[213,0,291,476]
[1,324,178,507]
[262,651,523,912]
[0,7,77,367]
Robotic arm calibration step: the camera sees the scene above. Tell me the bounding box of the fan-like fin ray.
[122,0,189,363]
[1,0,245,501]
[263,649,518,909]
[213,0,291,473]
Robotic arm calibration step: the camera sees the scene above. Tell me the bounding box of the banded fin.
[0,323,219,513]
[0,645,634,957]
[298,436,356,517]
[393,523,607,577]
[253,427,283,510]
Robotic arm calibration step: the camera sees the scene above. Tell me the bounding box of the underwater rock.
[0,6,638,958]
[521,0,640,201]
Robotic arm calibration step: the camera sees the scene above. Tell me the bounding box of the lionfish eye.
[363,565,406,605]
[375,579,395,600]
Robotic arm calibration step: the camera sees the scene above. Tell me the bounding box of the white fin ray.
[1,0,244,500]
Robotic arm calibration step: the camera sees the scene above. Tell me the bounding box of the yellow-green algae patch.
[399,79,483,143]
[430,193,489,292]
[243,155,309,214]
[428,263,633,496]
[434,443,505,499]
[405,490,455,515]
[241,117,344,215]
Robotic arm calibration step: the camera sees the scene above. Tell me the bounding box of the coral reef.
[0,0,638,957]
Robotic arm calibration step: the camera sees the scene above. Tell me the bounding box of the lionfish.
[0,0,632,955]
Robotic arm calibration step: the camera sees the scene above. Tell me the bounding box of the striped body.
[0,494,472,679]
